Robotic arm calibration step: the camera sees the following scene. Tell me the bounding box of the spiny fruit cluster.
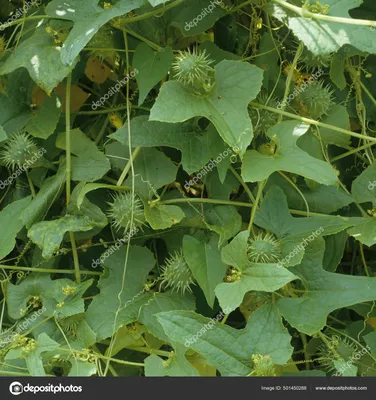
[0,132,38,169]
[160,251,195,294]
[172,48,214,89]
[247,232,282,263]
[106,192,146,235]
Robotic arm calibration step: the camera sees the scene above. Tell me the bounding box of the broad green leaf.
[203,204,242,247]
[215,231,298,312]
[265,173,353,214]
[6,333,59,376]
[110,116,229,176]
[144,203,185,230]
[139,292,195,342]
[25,94,61,139]
[183,234,227,307]
[0,196,32,260]
[28,214,105,260]
[278,238,376,335]
[347,219,376,247]
[172,0,227,36]
[254,186,353,266]
[157,304,293,376]
[86,245,155,340]
[56,129,110,181]
[125,148,178,200]
[277,0,376,55]
[45,0,147,66]
[351,162,376,206]
[145,347,199,377]
[330,53,347,90]
[76,183,130,209]
[0,70,31,130]
[133,44,173,105]
[0,28,75,94]
[6,275,92,319]
[242,121,338,185]
[318,105,351,148]
[150,60,263,155]
[20,161,66,229]
[323,231,348,272]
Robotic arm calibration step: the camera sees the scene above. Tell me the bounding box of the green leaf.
[0,196,32,260]
[318,105,351,148]
[25,94,61,139]
[265,173,353,214]
[278,238,376,335]
[254,186,353,266]
[172,0,227,36]
[28,214,105,260]
[56,129,110,182]
[330,53,347,90]
[150,60,263,155]
[45,0,146,66]
[20,161,66,229]
[6,274,92,319]
[144,203,185,230]
[110,116,229,176]
[157,304,293,376]
[279,0,376,55]
[242,121,338,185]
[6,333,59,376]
[133,44,173,105]
[351,161,376,206]
[203,204,242,247]
[347,219,376,247]
[139,292,196,342]
[124,148,178,200]
[183,234,227,307]
[145,347,199,377]
[86,245,155,340]
[215,231,298,312]
[0,28,76,94]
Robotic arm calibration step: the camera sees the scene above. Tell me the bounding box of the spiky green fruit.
[247,232,282,263]
[0,132,38,169]
[299,80,334,119]
[317,335,360,376]
[106,192,145,234]
[172,48,214,87]
[160,251,195,294]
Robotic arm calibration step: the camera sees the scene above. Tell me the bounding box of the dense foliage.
[1,0,376,377]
